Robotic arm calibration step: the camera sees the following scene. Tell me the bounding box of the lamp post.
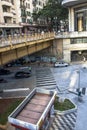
[77,70,80,92]
[53,17,57,32]
[77,70,82,101]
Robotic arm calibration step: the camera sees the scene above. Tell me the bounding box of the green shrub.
[54,97,75,111]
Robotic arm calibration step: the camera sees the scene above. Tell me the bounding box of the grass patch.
[0,98,23,125]
[54,97,75,111]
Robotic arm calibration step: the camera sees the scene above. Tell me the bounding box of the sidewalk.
[49,110,77,130]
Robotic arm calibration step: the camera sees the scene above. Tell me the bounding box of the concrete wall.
[55,37,87,62]
[62,37,87,62]
[53,38,71,62]
[0,40,52,65]
[63,38,71,62]
[52,39,63,60]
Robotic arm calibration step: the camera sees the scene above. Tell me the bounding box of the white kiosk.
[8,88,56,130]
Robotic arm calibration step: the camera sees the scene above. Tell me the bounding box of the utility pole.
[77,70,82,101]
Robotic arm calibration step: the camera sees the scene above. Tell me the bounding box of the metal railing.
[0,32,54,48]
[55,31,87,38]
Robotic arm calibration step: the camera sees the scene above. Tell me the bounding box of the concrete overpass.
[0,32,55,65]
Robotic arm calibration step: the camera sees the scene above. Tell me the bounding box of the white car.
[54,61,69,67]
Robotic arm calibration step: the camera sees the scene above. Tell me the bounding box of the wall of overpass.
[0,34,54,65]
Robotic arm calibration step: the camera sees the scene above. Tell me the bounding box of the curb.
[54,98,77,115]
[0,88,30,93]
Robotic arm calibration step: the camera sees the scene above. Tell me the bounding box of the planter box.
[54,97,77,115]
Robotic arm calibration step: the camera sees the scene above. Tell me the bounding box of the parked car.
[4,61,21,67]
[0,78,7,83]
[20,66,32,73]
[54,61,69,67]
[0,68,11,75]
[15,71,31,79]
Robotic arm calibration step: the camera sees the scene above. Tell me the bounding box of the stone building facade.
[55,0,87,62]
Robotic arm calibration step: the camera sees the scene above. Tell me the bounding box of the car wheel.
[65,65,68,67]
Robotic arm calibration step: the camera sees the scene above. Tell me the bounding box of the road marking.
[3,88,30,92]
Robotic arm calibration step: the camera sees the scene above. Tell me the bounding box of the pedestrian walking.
[41,30,44,38]
[83,56,86,62]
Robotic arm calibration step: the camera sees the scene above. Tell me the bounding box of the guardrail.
[0,32,54,48]
[55,31,87,38]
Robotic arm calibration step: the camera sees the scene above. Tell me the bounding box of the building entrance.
[71,50,87,62]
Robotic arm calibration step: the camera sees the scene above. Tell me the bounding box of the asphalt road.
[0,65,36,98]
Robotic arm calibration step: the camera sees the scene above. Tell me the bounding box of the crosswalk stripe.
[36,68,57,91]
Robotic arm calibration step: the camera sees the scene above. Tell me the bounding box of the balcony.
[1,0,12,7]
[55,31,87,39]
[3,12,13,17]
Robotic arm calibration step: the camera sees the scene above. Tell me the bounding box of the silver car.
[54,61,69,67]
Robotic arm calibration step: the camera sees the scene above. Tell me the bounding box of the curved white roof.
[62,0,87,7]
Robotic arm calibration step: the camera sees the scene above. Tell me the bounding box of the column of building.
[69,7,74,32]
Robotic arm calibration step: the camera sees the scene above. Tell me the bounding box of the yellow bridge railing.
[0,32,55,48]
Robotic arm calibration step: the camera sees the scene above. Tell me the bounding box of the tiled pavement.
[36,67,77,130]
[49,111,77,130]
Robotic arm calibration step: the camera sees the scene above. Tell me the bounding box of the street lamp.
[76,70,82,101]
[77,70,80,92]
[53,17,57,32]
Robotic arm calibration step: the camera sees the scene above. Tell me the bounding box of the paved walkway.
[49,111,77,130]
[36,67,77,130]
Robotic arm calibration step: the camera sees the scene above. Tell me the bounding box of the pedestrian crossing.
[36,68,57,91]
[49,111,77,130]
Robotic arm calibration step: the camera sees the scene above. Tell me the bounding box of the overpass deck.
[0,32,54,47]
[0,32,55,65]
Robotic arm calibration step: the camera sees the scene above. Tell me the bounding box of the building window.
[3,6,10,12]
[11,0,14,5]
[27,11,31,16]
[27,19,30,23]
[28,4,30,8]
[21,9,26,17]
[16,128,21,130]
[71,38,87,44]
[13,18,16,23]
[74,6,87,31]
[26,3,28,8]
[22,18,26,23]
